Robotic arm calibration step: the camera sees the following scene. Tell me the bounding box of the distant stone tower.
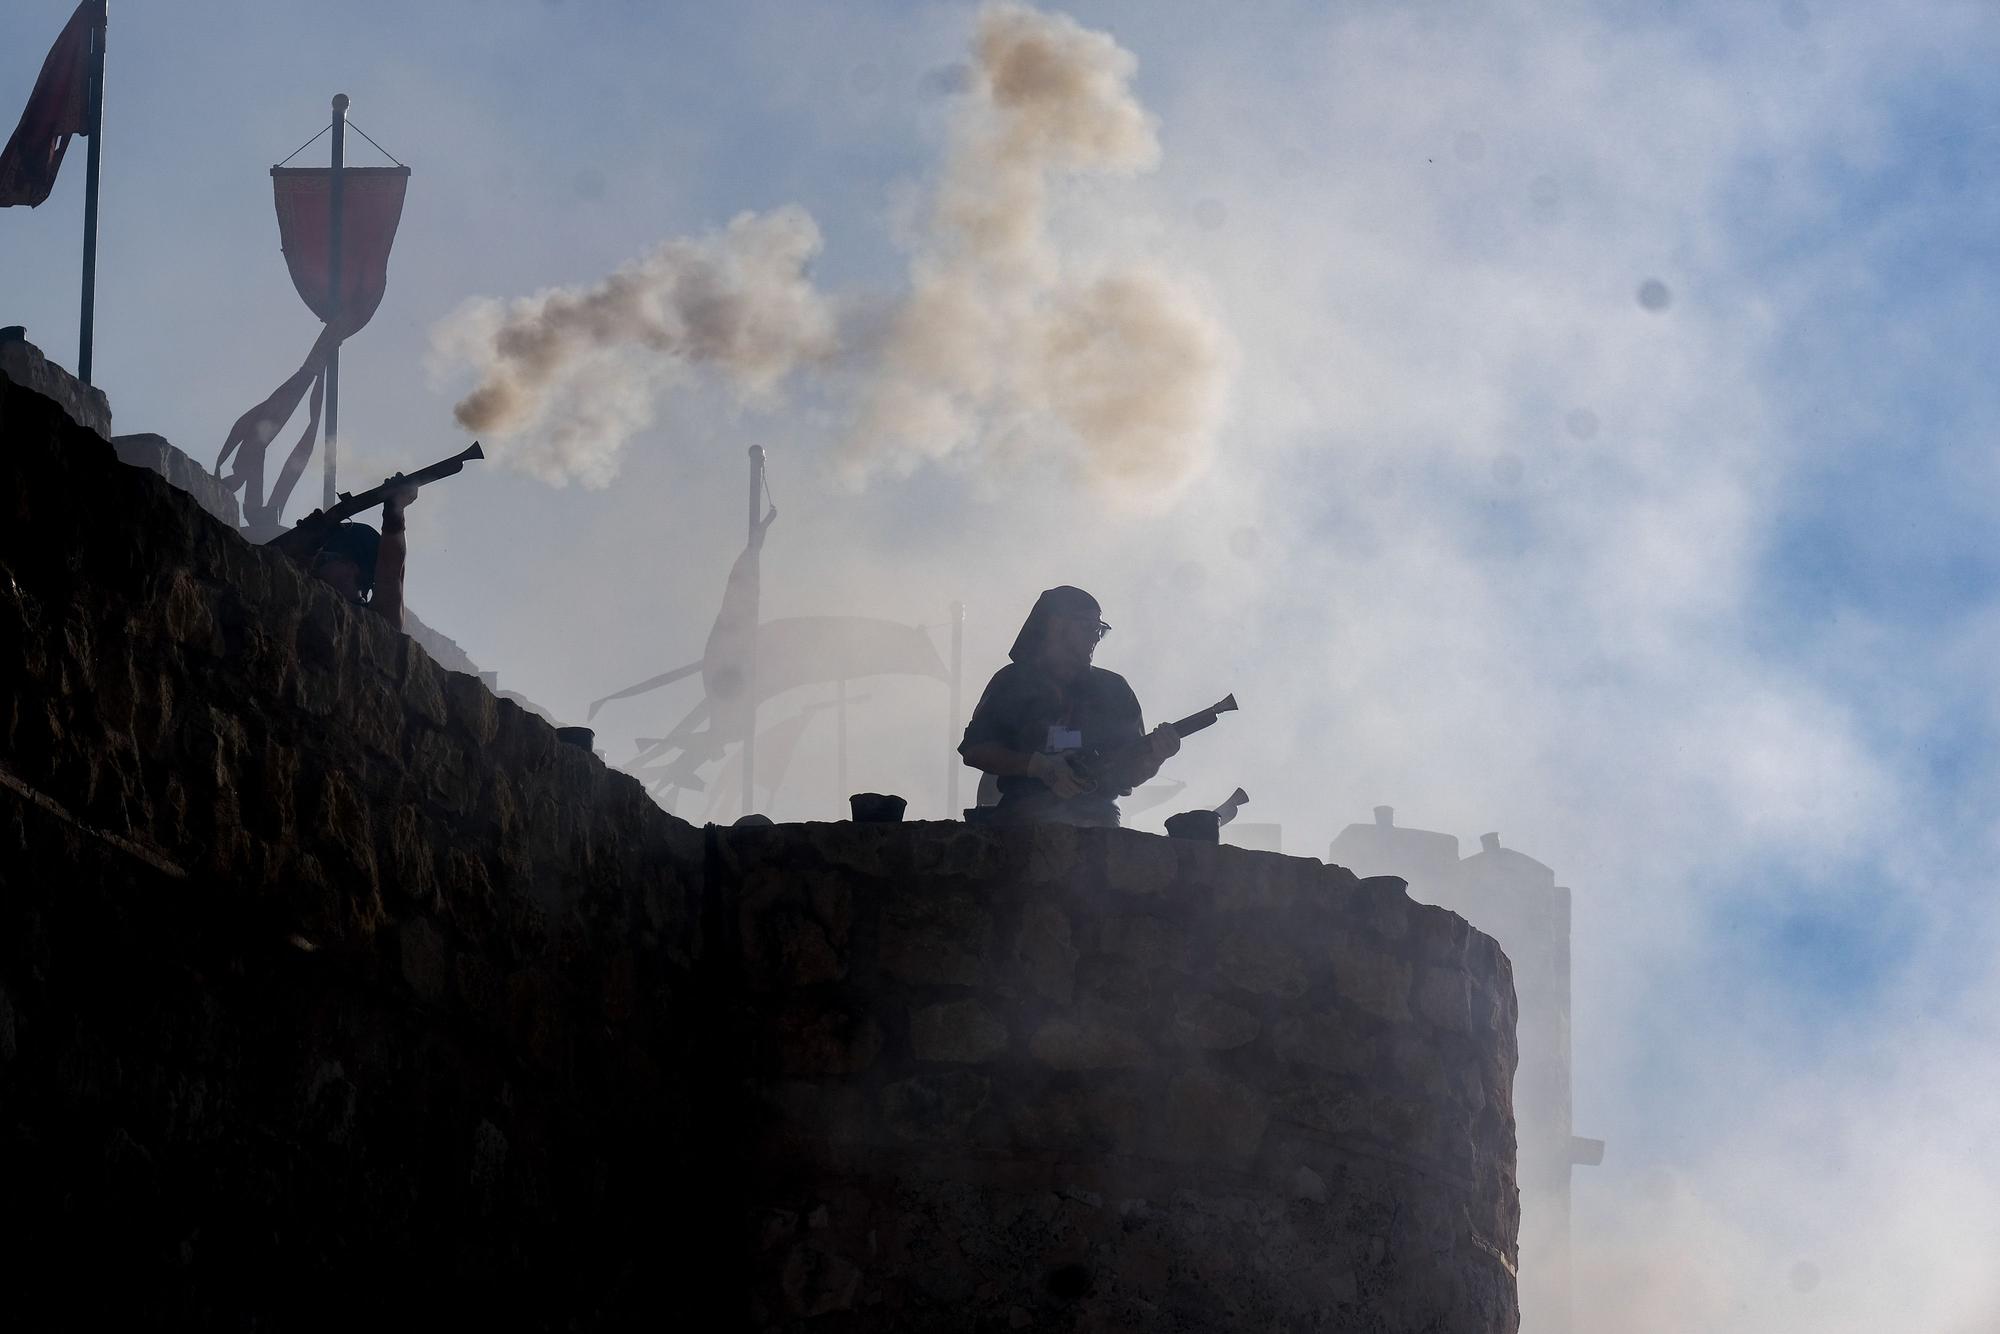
[1331,808,1599,1334]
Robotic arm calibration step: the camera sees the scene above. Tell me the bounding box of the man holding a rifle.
[266,441,482,634]
[302,482,417,630]
[959,586,1181,828]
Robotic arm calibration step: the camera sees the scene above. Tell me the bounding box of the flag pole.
[76,1,107,384]
[946,601,964,816]
[836,678,849,803]
[742,445,766,816]
[323,93,348,510]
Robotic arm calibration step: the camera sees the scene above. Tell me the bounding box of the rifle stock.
[265,441,484,560]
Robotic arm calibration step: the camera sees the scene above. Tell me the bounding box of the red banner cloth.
[215,322,340,533]
[0,1,99,208]
[219,164,411,530]
[270,165,411,329]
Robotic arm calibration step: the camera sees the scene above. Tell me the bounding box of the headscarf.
[313,522,382,597]
[1007,586,1102,663]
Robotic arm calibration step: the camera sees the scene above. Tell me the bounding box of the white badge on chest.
[1045,725,1083,753]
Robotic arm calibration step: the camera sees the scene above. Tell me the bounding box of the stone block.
[910,999,1008,1063]
[742,871,850,991]
[780,1243,862,1317]
[1012,901,1077,1004]
[879,888,991,986]
[1159,1066,1269,1170]
[757,1081,873,1148]
[1216,928,1308,998]
[1102,830,1175,894]
[1075,954,1151,1015]
[803,820,896,876]
[1386,1032,1460,1108]
[1414,964,1474,1035]
[1272,1011,1372,1075]
[1271,1080,1371,1137]
[1171,992,1260,1050]
[1026,821,1080,883]
[111,433,240,527]
[770,1002,884,1077]
[1008,1076,1145,1152]
[909,824,1003,879]
[1212,851,1309,916]
[881,1070,990,1143]
[399,918,449,1004]
[162,570,223,659]
[1409,903,1473,964]
[385,805,439,903]
[1330,932,1413,1024]
[443,672,500,746]
[1029,1015,1152,1070]
[1096,913,1188,969]
[0,334,111,437]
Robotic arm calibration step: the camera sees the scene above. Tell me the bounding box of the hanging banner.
[270,164,410,327]
[219,163,411,531]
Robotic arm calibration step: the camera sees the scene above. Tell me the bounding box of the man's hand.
[382,475,419,532]
[1117,724,1183,787]
[383,475,420,512]
[1026,751,1086,800]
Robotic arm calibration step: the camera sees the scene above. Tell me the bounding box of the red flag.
[0,1,99,209]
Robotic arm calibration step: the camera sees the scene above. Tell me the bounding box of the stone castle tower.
[2,353,1526,1330]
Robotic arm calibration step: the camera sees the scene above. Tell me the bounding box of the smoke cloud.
[434,206,835,487]
[848,2,1229,489]
[429,3,1230,493]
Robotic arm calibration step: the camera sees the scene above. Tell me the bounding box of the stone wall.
[725,822,1520,1330]
[1,372,721,1326]
[111,431,242,528]
[1,374,1520,1331]
[0,329,111,437]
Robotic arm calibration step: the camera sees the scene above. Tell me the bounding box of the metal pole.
[742,445,765,815]
[324,93,348,510]
[76,2,107,384]
[947,600,964,815]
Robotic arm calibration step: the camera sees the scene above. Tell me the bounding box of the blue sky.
[6,2,2000,1328]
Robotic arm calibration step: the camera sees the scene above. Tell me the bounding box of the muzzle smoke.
[431,3,1229,492]
[434,208,833,487]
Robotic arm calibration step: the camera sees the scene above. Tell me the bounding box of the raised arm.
[370,483,417,631]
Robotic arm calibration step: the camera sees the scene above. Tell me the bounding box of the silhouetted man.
[959,586,1179,827]
[303,484,415,631]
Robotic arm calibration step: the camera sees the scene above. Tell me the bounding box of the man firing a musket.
[299,485,415,629]
[960,586,1235,828]
[264,441,483,633]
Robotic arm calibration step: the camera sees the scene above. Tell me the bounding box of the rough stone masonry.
[0,371,1520,1330]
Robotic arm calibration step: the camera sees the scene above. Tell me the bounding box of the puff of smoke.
[434,206,835,487]
[845,3,1232,495]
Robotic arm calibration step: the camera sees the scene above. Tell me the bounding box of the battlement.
[0,372,1520,1329]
